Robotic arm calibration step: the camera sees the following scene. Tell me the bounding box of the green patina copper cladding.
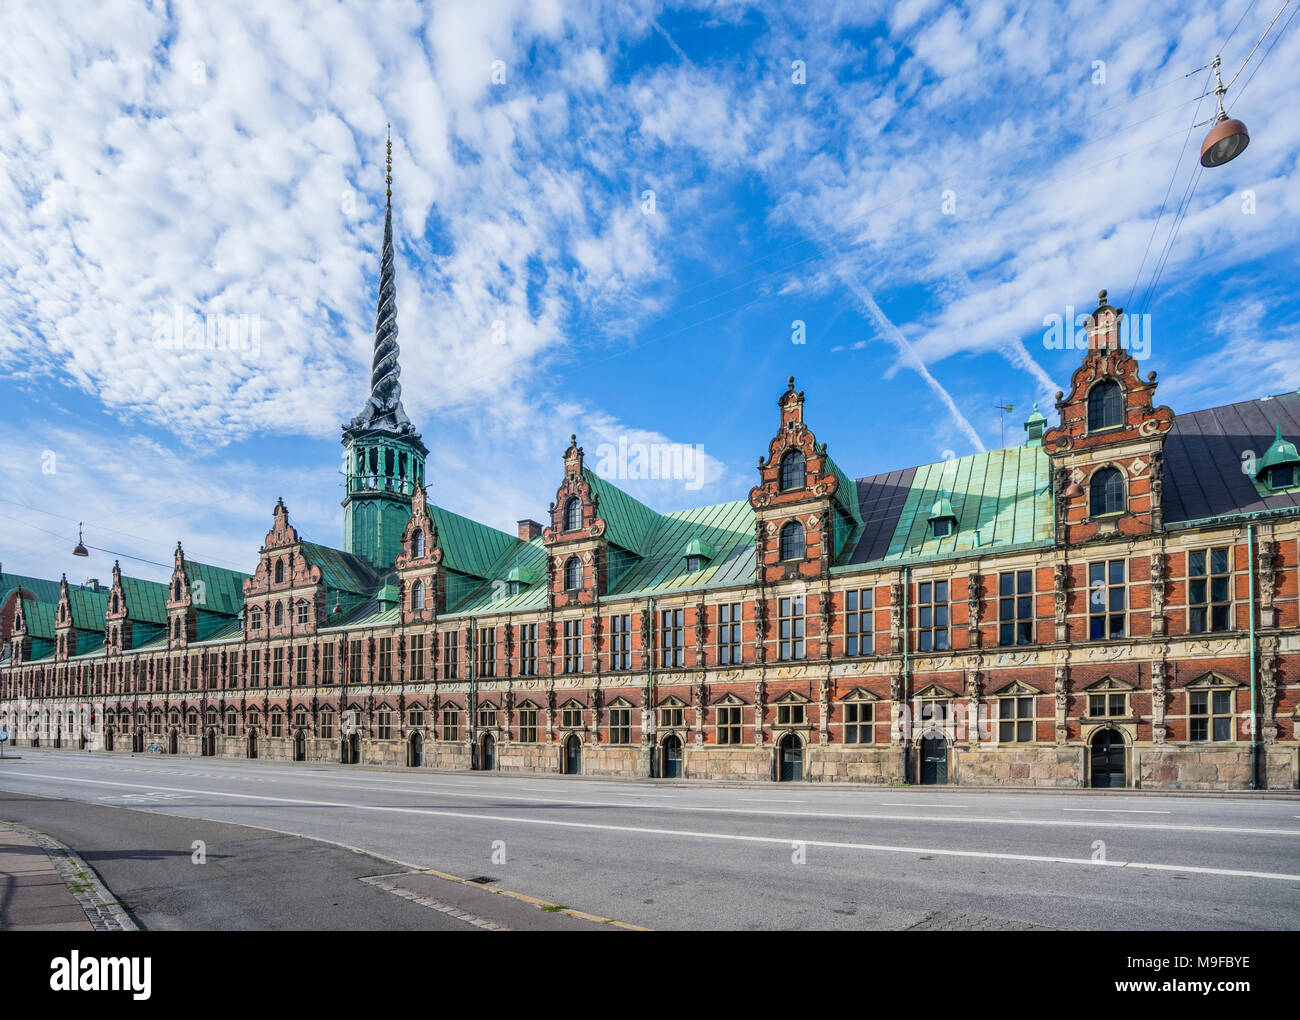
[0,572,64,607]
[582,469,661,557]
[182,560,249,616]
[341,429,427,571]
[426,505,517,579]
[1257,425,1300,475]
[878,445,1053,564]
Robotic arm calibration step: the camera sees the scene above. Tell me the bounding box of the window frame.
[1087,559,1127,640]
[1188,546,1232,634]
[915,580,950,652]
[997,570,1034,646]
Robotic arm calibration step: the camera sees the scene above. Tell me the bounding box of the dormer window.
[1089,467,1125,517]
[274,559,286,584]
[686,555,703,572]
[564,497,582,532]
[927,497,958,538]
[507,581,520,596]
[273,602,284,627]
[1087,380,1123,431]
[779,520,804,561]
[1256,426,1300,491]
[412,579,425,609]
[779,449,805,492]
[683,535,715,574]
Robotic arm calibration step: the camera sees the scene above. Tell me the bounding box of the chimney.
[517,519,543,541]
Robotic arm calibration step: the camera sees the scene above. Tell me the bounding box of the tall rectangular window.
[718,602,742,665]
[1188,546,1231,633]
[563,619,583,674]
[441,708,460,741]
[998,570,1034,646]
[409,634,424,683]
[845,588,873,656]
[271,646,284,686]
[916,581,949,652]
[778,596,804,661]
[1189,689,1233,742]
[349,640,363,683]
[518,708,538,743]
[321,643,335,685]
[519,624,537,676]
[609,708,632,745]
[250,649,261,686]
[660,609,684,668]
[844,701,873,744]
[441,632,458,679]
[378,637,392,684]
[295,645,308,686]
[476,627,495,677]
[1088,560,1126,640]
[609,614,631,670]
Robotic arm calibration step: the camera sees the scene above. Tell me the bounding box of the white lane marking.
[1062,808,1172,814]
[7,766,1300,837]
[8,770,1300,884]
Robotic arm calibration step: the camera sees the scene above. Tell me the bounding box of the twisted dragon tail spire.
[350,124,412,434]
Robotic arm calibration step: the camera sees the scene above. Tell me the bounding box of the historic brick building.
[2,155,1298,790]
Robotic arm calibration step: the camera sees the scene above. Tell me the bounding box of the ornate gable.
[543,436,607,608]
[749,377,842,583]
[395,487,442,621]
[1044,290,1174,542]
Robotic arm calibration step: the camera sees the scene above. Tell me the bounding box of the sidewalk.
[0,825,93,931]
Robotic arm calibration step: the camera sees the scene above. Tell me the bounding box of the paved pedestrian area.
[0,823,95,931]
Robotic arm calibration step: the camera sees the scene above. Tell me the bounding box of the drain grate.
[465,876,497,885]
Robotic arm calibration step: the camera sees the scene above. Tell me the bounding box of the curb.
[2,821,138,932]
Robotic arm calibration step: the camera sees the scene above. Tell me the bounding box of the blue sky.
[2,0,1298,584]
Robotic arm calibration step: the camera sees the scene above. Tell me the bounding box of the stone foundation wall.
[954,747,1084,787]
[1137,746,1296,790]
[684,745,771,781]
[807,747,907,784]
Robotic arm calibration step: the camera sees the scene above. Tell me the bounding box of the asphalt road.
[2,748,1298,930]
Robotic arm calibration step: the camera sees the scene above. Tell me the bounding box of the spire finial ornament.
[346,126,413,435]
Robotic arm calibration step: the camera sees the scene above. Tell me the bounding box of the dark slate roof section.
[1163,391,1300,524]
[845,466,918,564]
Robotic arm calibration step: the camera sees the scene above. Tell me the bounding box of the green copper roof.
[928,496,958,521]
[427,505,518,579]
[684,535,716,560]
[604,498,755,598]
[873,445,1053,563]
[183,560,249,615]
[0,572,63,607]
[66,586,109,631]
[583,470,660,557]
[18,598,57,640]
[299,542,381,595]
[823,453,864,529]
[118,576,169,624]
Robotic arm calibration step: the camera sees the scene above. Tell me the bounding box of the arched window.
[273,602,284,627]
[779,450,805,491]
[1090,467,1125,517]
[414,530,425,557]
[779,520,805,561]
[412,579,425,609]
[1087,380,1123,431]
[564,557,582,590]
[274,558,285,584]
[564,497,582,531]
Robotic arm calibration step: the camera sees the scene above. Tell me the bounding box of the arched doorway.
[563,734,581,775]
[104,727,114,752]
[203,729,216,757]
[343,732,359,765]
[777,732,803,782]
[168,729,178,755]
[920,731,948,784]
[247,730,258,759]
[661,734,683,778]
[480,732,496,771]
[54,727,62,749]
[407,731,422,768]
[293,730,306,762]
[1090,729,1127,788]
[132,730,144,753]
